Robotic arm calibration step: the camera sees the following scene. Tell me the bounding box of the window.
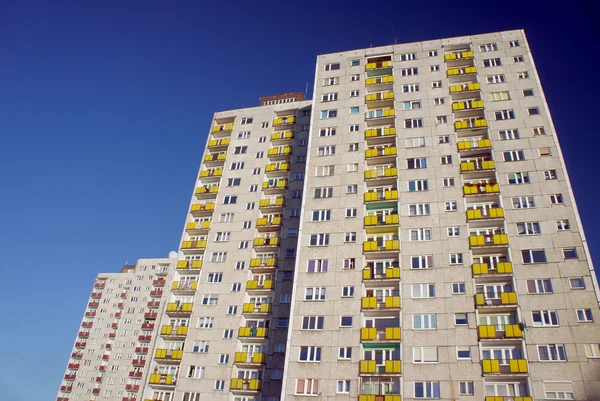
[299,346,322,362]
[544,170,558,180]
[347,163,359,172]
[349,124,359,132]
[304,287,326,301]
[320,110,337,119]
[499,129,519,140]
[411,284,436,298]
[289,209,300,217]
[339,347,352,359]
[325,63,340,71]
[415,381,440,399]
[556,219,570,231]
[274,343,285,353]
[230,162,244,170]
[317,145,336,156]
[227,178,241,187]
[314,187,333,198]
[490,91,510,101]
[406,137,425,148]
[445,201,458,211]
[512,195,535,209]
[401,67,418,76]
[480,43,498,52]
[429,65,439,72]
[440,155,452,164]
[297,139,308,147]
[433,97,445,105]
[585,344,600,358]
[312,210,331,222]
[483,58,502,67]
[280,293,292,303]
[340,316,352,327]
[233,146,247,154]
[315,165,334,177]
[188,365,205,379]
[442,178,455,187]
[215,231,230,242]
[323,77,339,86]
[271,370,283,381]
[223,196,237,204]
[563,248,578,259]
[550,194,563,205]
[428,50,438,56]
[302,316,324,330]
[455,313,468,325]
[452,282,465,294]
[307,259,328,273]
[295,173,305,181]
[487,74,505,83]
[532,310,559,327]
[436,116,447,124]
[309,234,330,246]
[508,172,530,184]
[242,221,251,229]
[456,347,471,359]
[296,379,319,395]
[523,89,534,97]
[447,227,460,237]
[538,344,567,361]
[252,167,261,174]
[192,341,209,353]
[207,272,223,283]
[344,232,357,243]
[348,143,359,151]
[277,317,289,327]
[439,135,449,143]
[401,52,416,61]
[218,354,229,364]
[346,184,358,194]
[495,109,516,120]
[223,329,233,338]
[528,107,540,116]
[351,74,360,81]
[409,203,430,216]
[411,255,433,269]
[509,40,520,47]
[570,277,585,290]
[198,317,215,328]
[522,249,547,264]
[517,221,541,235]
[227,306,237,314]
[431,80,442,88]
[449,253,463,264]
[413,347,438,363]
[518,71,529,79]
[527,279,553,294]
[350,90,359,97]
[514,55,524,63]
[459,381,474,396]
[237,131,250,139]
[577,309,593,322]
[345,208,357,217]
[405,118,423,128]
[343,258,356,270]
[210,252,227,262]
[539,147,551,156]
[249,185,258,192]
[402,100,421,110]
[408,180,428,192]
[410,228,432,241]
[342,286,354,297]
[402,83,419,93]
[349,106,360,114]
[261,121,269,128]
[321,93,338,102]
[413,314,437,329]
[407,157,427,169]
[201,295,218,305]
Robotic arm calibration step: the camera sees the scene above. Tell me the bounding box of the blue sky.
[1,1,599,400]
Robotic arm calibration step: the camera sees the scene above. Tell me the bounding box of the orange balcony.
[246,280,274,293]
[364,167,397,180]
[242,303,273,315]
[171,280,198,293]
[267,146,292,160]
[466,208,504,220]
[447,66,477,76]
[181,240,207,250]
[161,324,189,338]
[460,160,495,172]
[207,137,230,149]
[199,168,223,179]
[363,240,400,252]
[166,302,193,316]
[482,359,528,374]
[185,220,211,234]
[149,373,177,386]
[253,237,280,247]
[272,116,296,126]
[249,257,278,270]
[365,146,397,159]
[365,75,394,86]
[195,185,219,198]
[449,82,480,93]
[154,348,183,361]
[259,197,285,209]
[365,127,396,139]
[203,152,227,163]
[457,138,492,151]
[455,119,488,130]
[366,60,393,71]
[359,359,402,374]
[230,378,262,393]
[256,216,282,228]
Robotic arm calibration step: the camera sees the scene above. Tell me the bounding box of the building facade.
[58,29,600,401]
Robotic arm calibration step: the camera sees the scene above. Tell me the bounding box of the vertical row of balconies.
[446,45,531,400]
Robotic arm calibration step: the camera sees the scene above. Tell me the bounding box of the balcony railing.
[138,335,152,342]
[171,281,198,291]
[155,348,183,360]
[365,127,396,139]
[463,183,500,195]
[253,237,280,247]
[141,322,155,331]
[366,92,394,102]
[359,395,401,401]
[166,302,193,314]
[135,346,149,354]
[475,292,517,307]
[484,397,532,401]
[359,360,402,374]
[482,359,528,374]
[181,240,207,250]
[230,378,262,392]
[365,147,397,158]
[234,352,266,364]
[366,75,394,85]
[360,327,402,341]
[149,373,176,385]
[185,221,211,232]
[444,50,474,61]
[259,197,285,208]
[238,327,268,338]
[207,138,230,147]
[203,153,227,162]
[460,160,495,172]
[466,208,504,220]
[366,60,392,70]
[211,123,233,133]
[190,202,215,214]
[472,262,513,275]
[361,296,401,310]
[478,324,523,339]
[364,167,397,179]
[273,116,296,126]
[457,138,491,150]
[362,267,400,280]
[195,185,219,196]
[262,180,288,190]
[256,217,282,227]
[270,131,294,141]
[469,234,508,247]
[365,109,395,120]
[199,169,223,178]
[447,66,477,76]
[265,163,290,173]
[176,260,203,270]
[161,325,189,336]
[364,190,398,202]
[364,215,399,226]
[455,118,488,130]
[246,280,274,290]
[363,240,400,252]
[449,82,481,93]
[242,303,272,314]
[267,147,292,156]
[249,258,278,268]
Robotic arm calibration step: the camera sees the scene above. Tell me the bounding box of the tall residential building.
[56,257,177,401]
[57,29,600,401]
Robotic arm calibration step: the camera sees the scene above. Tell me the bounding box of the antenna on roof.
[304,81,308,99]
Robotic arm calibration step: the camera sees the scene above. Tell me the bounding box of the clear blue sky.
[1,1,599,400]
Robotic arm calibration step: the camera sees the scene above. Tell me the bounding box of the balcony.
[234,352,266,366]
[361,296,401,310]
[92,388,101,395]
[94,281,105,289]
[78,331,90,338]
[64,374,76,381]
[129,371,143,379]
[149,373,177,386]
[444,50,474,61]
[242,303,272,316]
[363,240,400,252]
[238,327,269,338]
[207,137,230,150]
[267,146,292,160]
[60,386,73,393]
[75,342,86,349]
[125,384,140,392]
[365,75,394,86]
[71,352,83,359]
[265,163,290,177]
[365,127,396,140]
[81,322,93,329]
[141,322,155,331]
[155,348,183,361]
[117,302,124,308]
[482,359,528,374]
[455,118,488,130]
[364,214,399,227]
[91,292,102,299]
[256,217,282,231]
[485,397,531,401]
[359,395,401,401]
[364,167,397,180]
[198,168,223,182]
[365,109,395,124]
[176,260,203,270]
[260,200,286,215]
[67,363,80,370]
[469,234,509,247]
[85,311,96,318]
[475,292,517,307]
[272,116,296,127]
[203,152,227,164]
[457,138,491,151]
[246,280,274,293]
[449,82,480,94]
[171,280,198,294]
[180,240,207,253]
[478,324,523,339]
[230,378,262,393]
[190,202,215,216]
[166,302,193,316]
[161,325,189,338]
[447,66,477,77]
[186,221,211,236]
[365,146,397,160]
[153,278,166,287]
[88,301,99,309]
[57,398,70,401]
[111,322,118,329]
[262,179,288,194]
[472,262,513,275]
[364,190,398,202]
[460,159,495,172]
[452,99,484,113]
[359,360,402,374]
[211,123,233,134]
[147,301,160,309]
[132,359,146,367]
[466,208,504,220]
[114,312,121,319]
[362,267,400,281]
[144,311,158,320]
[253,237,280,248]
[109,332,116,339]
[135,346,149,354]
[463,182,500,195]
[149,289,163,298]
[360,327,402,341]
[365,91,394,105]
[366,60,392,71]
[98,365,106,372]
[249,257,278,271]
[270,131,294,142]
[195,185,219,199]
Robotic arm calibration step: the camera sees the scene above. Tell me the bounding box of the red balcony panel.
[129,371,143,378]
[117,303,124,309]
[85,311,96,318]
[91,292,102,299]
[147,301,160,309]
[138,335,152,342]
[96,376,102,383]
[132,359,145,367]
[64,374,76,381]
[108,333,116,339]
[88,301,99,308]
[125,384,141,391]
[121,292,127,298]
[60,386,73,393]
[92,388,100,395]
[102,354,110,360]
[74,342,86,349]
[99,365,106,372]
[105,344,112,350]
[141,323,155,331]
[71,352,83,359]
[135,346,149,354]
[57,398,70,401]
[123,398,138,401]
[67,363,80,370]
[149,289,163,297]
[115,312,121,319]
[153,279,166,287]
[81,322,93,329]
[144,312,158,320]
[94,282,105,289]
[112,323,119,329]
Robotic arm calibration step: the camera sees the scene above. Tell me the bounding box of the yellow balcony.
[482,359,500,373]
[482,359,527,374]
[262,179,288,189]
[455,119,488,130]
[452,99,484,111]
[449,82,481,93]
[478,324,523,339]
[360,360,377,373]
[364,167,397,179]
[447,66,477,76]
[364,190,398,202]
[207,138,230,148]
[363,240,400,252]
[160,325,189,336]
[181,240,207,250]
[272,116,296,126]
[190,203,215,215]
[203,153,227,162]
[466,208,504,220]
[366,92,395,102]
[234,352,266,364]
[211,123,233,133]
[362,267,401,280]
[148,373,175,385]
[249,258,278,268]
[359,360,401,374]
[475,292,517,307]
[267,147,292,159]
[460,160,495,172]
[463,183,500,195]
[360,327,402,341]
[365,127,396,139]
[444,51,474,61]
[385,360,402,373]
[457,138,491,150]
[265,163,290,172]
[361,296,401,309]
[171,281,198,291]
[243,303,273,314]
[366,109,395,120]
[365,147,397,158]
[238,327,269,338]
[359,396,402,401]
[486,398,532,401]
[366,75,394,85]
[195,185,219,195]
[154,349,183,360]
[364,214,399,226]
[472,262,513,275]
[199,169,223,178]
[166,302,193,314]
[186,221,211,231]
[256,217,282,228]
[469,234,508,247]
[270,131,294,141]
[366,61,393,70]
[176,260,202,270]
[230,378,262,392]
[253,237,280,246]
[259,197,285,208]
[246,280,274,290]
